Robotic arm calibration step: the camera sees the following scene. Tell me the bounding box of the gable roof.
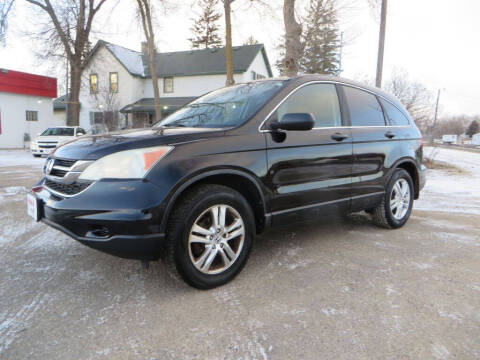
[88,40,273,78]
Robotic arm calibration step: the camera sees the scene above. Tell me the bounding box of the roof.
[120,97,197,113]
[0,69,57,98]
[53,93,68,111]
[89,40,273,78]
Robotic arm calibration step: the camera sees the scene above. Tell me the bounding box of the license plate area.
[27,193,41,221]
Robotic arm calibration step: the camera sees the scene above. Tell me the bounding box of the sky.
[0,0,479,117]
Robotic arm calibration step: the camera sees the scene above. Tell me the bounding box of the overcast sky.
[1,0,479,116]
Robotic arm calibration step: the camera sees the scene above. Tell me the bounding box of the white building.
[78,40,273,129]
[0,69,60,149]
[472,133,480,146]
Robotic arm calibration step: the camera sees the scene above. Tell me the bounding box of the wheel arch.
[394,158,420,199]
[161,169,268,234]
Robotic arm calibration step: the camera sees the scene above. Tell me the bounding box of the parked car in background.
[27,75,426,289]
[30,126,86,157]
[442,134,458,145]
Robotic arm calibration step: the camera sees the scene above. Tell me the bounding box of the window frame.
[273,82,344,129]
[163,77,174,93]
[378,97,410,126]
[109,72,118,93]
[25,110,38,121]
[341,85,386,127]
[259,80,412,132]
[90,73,98,94]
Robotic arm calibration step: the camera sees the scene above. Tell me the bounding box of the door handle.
[331,132,349,141]
[385,131,396,139]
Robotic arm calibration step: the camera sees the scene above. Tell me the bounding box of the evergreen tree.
[243,35,259,45]
[465,120,479,137]
[300,0,341,75]
[189,0,223,49]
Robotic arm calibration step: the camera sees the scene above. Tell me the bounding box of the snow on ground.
[0,150,45,168]
[415,146,480,215]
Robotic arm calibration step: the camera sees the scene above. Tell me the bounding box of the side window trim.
[335,84,351,127]
[258,80,412,132]
[377,95,391,126]
[264,83,343,130]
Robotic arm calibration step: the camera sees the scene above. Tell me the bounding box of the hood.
[52,127,224,160]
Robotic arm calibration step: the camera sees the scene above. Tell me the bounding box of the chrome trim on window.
[258,80,413,133]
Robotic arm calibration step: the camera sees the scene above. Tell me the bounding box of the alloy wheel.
[188,204,245,275]
[390,178,411,220]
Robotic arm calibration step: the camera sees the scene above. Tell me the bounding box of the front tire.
[166,184,255,289]
[373,169,414,229]
[33,154,41,158]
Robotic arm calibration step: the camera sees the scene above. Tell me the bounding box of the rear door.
[341,85,393,211]
[264,83,353,224]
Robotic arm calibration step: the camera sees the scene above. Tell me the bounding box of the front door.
[263,83,353,225]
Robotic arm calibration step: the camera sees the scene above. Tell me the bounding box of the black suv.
[28,75,426,289]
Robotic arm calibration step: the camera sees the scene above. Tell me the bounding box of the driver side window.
[276,83,342,128]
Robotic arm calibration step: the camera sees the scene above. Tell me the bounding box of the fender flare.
[160,168,267,232]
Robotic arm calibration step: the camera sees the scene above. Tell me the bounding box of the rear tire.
[373,169,414,229]
[166,184,255,289]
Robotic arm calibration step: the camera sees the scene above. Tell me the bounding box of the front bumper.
[34,178,170,260]
[30,146,54,156]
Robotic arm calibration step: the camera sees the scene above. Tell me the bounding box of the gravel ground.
[0,151,479,360]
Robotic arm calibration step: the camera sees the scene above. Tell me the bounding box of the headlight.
[78,146,173,181]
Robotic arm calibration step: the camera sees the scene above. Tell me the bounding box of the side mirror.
[271,113,314,131]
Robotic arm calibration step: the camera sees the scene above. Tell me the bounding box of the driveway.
[0,149,479,359]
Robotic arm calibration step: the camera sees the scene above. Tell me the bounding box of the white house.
[78,40,273,130]
[0,69,59,149]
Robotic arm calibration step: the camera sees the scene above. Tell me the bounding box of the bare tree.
[136,0,161,122]
[221,0,235,86]
[0,0,14,47]
[283,0,302,77]
[384,69,434,132]
[24,0,109,126]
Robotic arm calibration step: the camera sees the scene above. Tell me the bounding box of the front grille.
[45,178,92,196]
[50,168,67,177]
[39,144,57,149]
[54,158,76,168]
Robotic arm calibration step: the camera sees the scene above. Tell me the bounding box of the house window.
[109,72,118,93]
[164,77,174,93]
[26,111,38,121]
[90,74,98,94]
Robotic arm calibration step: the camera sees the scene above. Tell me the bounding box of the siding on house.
[78,40,273,130]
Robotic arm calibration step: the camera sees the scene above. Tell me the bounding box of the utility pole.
[432,88,441,129]
[65,57,69,125]
[375,0,387,88]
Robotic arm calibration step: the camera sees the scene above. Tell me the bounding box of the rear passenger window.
[276,83,342,128]
[379,98,410,126]
[343,86,385,126]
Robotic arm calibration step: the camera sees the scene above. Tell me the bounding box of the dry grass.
[423,158,463,173]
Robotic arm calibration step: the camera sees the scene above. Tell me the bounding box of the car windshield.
[154,80,286,129]
[41,128,75,136]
